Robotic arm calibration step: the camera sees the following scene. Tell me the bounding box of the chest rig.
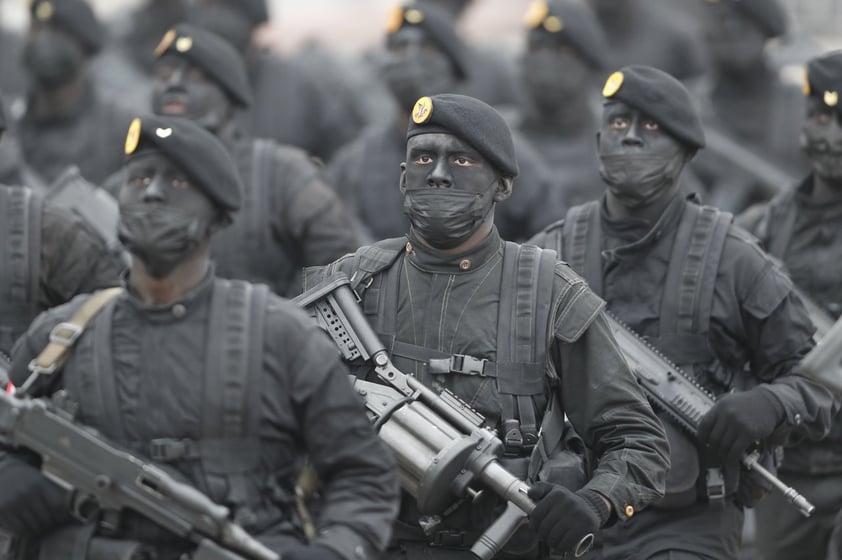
[212,140,298,297]
[0,186,42,356]
[346,238,557,457]
[61,280,290,533]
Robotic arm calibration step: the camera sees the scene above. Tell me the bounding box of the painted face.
[705,4,767,74]
[597,101,688,208]
[117,151,219,277]
[152,56,232,132]
[22,26,85,90]
[382,26,456,112]
[802,98,842,184]
[523,30,590,109]
[401,133,499,248]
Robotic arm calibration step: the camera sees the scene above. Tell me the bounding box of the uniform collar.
[600,192,690,252]
[406,227,503,274]
[122,264,215,322]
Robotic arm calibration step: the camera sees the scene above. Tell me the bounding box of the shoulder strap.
[27,287,123,380]
[248,139,274,248]
[562,201,602,294]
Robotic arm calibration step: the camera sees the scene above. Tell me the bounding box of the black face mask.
[403,186,495,250]
[22,31,85,90]
[803,111,842,184]
[191,6,253,53]
[599,152,686,209]
[117,204,207,278]
[523,49,588,109]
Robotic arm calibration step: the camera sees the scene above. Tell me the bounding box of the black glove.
[697,387,785,463]
[527,482,609,553]
[283,543,345,560]
[0,453,71,537]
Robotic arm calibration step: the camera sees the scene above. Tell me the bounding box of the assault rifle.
[0,390,279,560]
[294,274,593,560]
[604,313,815,517]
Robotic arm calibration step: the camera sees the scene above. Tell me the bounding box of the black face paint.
[382,27,456,112]
[705,5,767,75]
[152,56,232,132]
[402,133,498,249]
[21,28,85,90]
[190,4,253,53]
[522,32,590,109]
[598,102,687,209]
[117,152,219,277]
[803,101,842,185]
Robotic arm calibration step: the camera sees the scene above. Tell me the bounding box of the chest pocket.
[65,281,288,532]
[351,240,556,457]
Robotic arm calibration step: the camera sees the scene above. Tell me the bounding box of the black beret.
[523,0,610,70]
[30,0,103,54]
[601,65,706,150]
[385,3,469,80]
[804,51,842,111]
[154,24,253,108]
[123,115,242,212]
[194,0,268,25]
[704,0,788,39]
[406,94,519,177]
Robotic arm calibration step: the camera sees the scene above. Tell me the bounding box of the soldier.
[189,0,368,162]
[328,3,556,242]
[516,0,609,214]
[692,0,807,212]
[529,66,836,560]
[305,93,671,559]
[0,115,399,560]
[0,93,122,364]
[737,51,842,560]
[149,24,362,297]
[14,0,132,186]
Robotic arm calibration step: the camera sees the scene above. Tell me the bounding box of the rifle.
[0,390,279,560]
[293,274,593,560]
[604,313,815,517]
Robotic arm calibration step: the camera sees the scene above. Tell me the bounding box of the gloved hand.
[697,387,785,463]
[283,543,345,560]
[0,452,71,536]
[527,482,609,553]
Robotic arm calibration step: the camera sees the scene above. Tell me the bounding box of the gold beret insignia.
[34,1,54,22]
[405,8,425,24]
[125,118,142,155]
[603,71,624,98]
[543,15,564,33]
[412,96,434,124]
[154,29,176,58]
[175,36,193,53]
[523,1,550,29]
[825,90,838,107]
[386,5,404,34]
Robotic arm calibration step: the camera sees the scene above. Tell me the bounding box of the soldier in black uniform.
[149,24,362,296]
[691,0,807,212]
[737,51,842,560]
[0,115,399,560]
[529,66,837,560]
[328,3,556,242]
[189,0,367,162]
[516,0,609,215]
[305,93,671,559]
[0,93,122,364]
[14,0,132,186]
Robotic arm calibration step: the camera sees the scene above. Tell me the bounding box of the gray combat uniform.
[0,185,121,357]
[739,177,842,560]
[4,271,398,560]
[530,193,835,559]
[211,136,363,297]
[304,227,670,558]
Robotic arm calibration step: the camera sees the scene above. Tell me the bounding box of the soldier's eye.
[609,117,629,130]
[172,178,189,189]
[129,176,152,187]
[453,156,474,167]
[643,121,660,131]
[415,155,433,165]
[815,112,833,125]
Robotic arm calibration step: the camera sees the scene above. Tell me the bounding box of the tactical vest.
[61,280,295,535]
[211,139,298,297]
[0,186,42,356]
[344,238,557,456]
[753,190,798,262]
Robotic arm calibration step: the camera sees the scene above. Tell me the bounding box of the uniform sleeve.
[271,149,364,268]
[549,271,670,521]
[270,305,399,559]
[39,202,122,309]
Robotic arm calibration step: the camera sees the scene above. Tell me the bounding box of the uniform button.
[172,304,186,318]
[405,242,413,253]
[794,413,803,425]
[459,259,471,271]
[625,504,635,518]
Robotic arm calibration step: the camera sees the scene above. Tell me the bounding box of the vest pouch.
[654,412,701,509]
